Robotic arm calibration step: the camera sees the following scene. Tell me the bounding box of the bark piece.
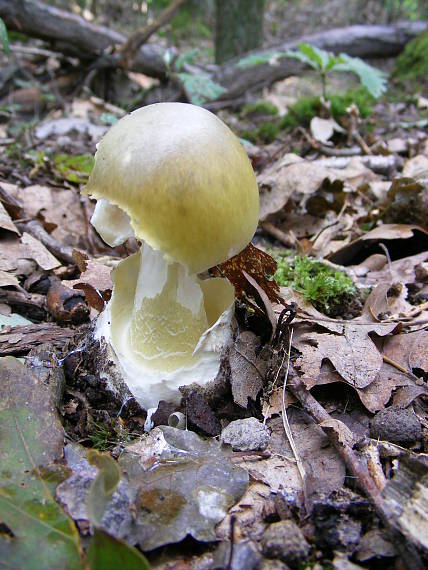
[0,323,74,355]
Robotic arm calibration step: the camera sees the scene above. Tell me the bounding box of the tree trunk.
[215,0,264,64]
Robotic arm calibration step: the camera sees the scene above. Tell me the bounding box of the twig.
[281,328,308,507]
[382,354,424,385]
[261,221,296,249]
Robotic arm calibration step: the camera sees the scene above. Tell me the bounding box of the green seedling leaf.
[0,17,9,55]
[0,357,83,570]
[334,54,387,98]
[87,529,150,570]
[174,48,199,72]
[297,43,327,70]
[86,450,121,527]
[177,72,226,105]
[53,154,94,184]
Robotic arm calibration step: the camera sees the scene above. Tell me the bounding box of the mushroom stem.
[129,243,209,371]
[95,241,236,409]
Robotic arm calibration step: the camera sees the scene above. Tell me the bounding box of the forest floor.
[0,3,428,570]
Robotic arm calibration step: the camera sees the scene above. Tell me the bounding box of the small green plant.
[239,43,387,100]
[0,17,9,55]
[164,48,226,106]
[89,421,132,451]
[274,254,355,315]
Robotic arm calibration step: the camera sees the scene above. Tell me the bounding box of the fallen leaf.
[356,363,411,413]
[211,243,280,303]
[6,184,87,249]
[329,224,428,266]
[66,258,113,312]
[0,357,82,569]
[310,116,344,144]
[34,117,107,142]
[21,232,61,270]
[0,270,20,289]
[87,529,150,570]
[86,450,122,527]
[258,153,375,220]
[229,331,266,408]
[57,427,249,552]
[0,202,19,234]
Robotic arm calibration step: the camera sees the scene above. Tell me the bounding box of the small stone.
[262,520,310,566]
[415,262,428,282]
[370,407,422,445]
[220,417,270,451]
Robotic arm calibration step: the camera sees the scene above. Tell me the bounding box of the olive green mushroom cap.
[84,102,260,274]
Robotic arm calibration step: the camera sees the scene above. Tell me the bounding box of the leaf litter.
[1,33,428,570]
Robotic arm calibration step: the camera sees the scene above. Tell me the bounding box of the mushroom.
[83,103,259,410]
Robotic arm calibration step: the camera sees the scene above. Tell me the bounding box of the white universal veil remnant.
[83,103,259,410]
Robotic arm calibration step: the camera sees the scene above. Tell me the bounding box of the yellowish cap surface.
[84,103,259,273]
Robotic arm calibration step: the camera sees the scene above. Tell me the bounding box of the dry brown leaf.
[258,153,376,220]
[383,331,428,372]
[392,385,427,408]
[21,232,61,271]
[363,251,428,287]
[329,224,428,266]
[0,235,36,276]
[0,202,19,235]
[66,258,112,312]
[229,331,266,408]
[294,318,397,390]
[363,283,413,321]
[6,184,87,249]
[0,270,20,289]
[356,363,411,413]
[211,243,280,303]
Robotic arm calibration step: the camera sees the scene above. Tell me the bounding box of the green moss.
[241,100,279,118]
[393,30,428,84]
[273,254,355,315]
[280,96,320,129]
[280,88,375,129]
[330,88,375,119]
[240,121,280,144]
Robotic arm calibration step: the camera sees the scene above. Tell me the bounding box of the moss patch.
[280,88,375,129]
[274,254,356,316]
[393,30,428,86]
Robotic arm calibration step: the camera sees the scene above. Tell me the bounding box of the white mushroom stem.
[129,244,209,371]
[95,241,235,409]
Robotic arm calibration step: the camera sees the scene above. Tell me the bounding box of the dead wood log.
[0,322,74,355]
[0,0,170,79]
[214,21,428,100]
[2,1,427,102]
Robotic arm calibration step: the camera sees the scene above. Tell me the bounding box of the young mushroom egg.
[83,102,259,410]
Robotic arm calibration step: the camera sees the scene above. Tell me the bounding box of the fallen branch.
[119,0,186,68]
[0,0,170,79]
